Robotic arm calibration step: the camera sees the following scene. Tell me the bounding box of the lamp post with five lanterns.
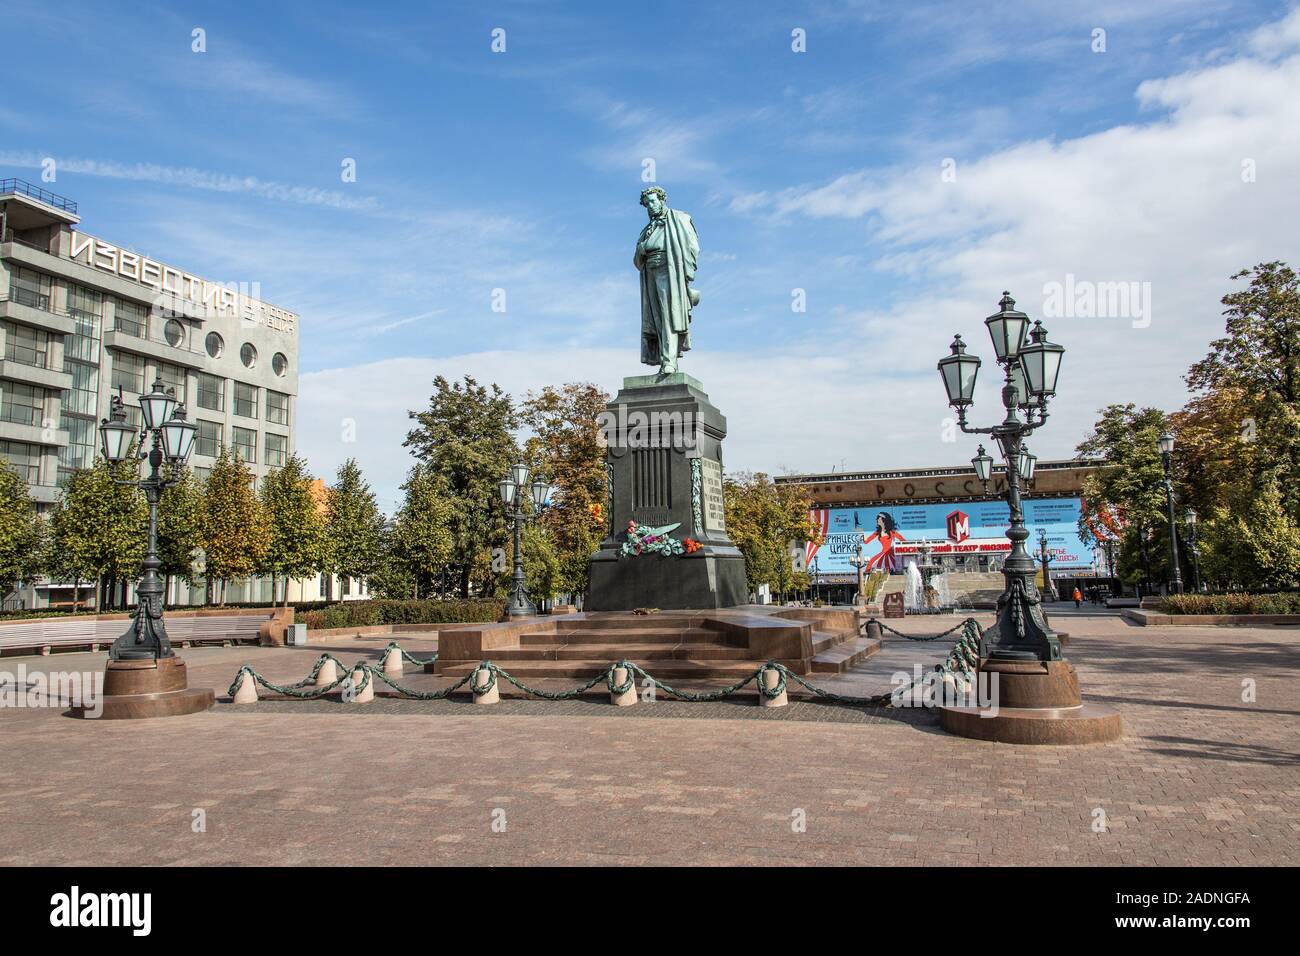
[938,291,1064,662]
[97,379,198,660]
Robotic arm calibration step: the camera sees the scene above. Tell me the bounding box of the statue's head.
[639,186,667,217]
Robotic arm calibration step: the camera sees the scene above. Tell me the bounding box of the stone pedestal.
[587,373,748,611]
[939,658,1121,745]
[70,656,215,720]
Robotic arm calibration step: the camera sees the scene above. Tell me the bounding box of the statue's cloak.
[635,208,699,366]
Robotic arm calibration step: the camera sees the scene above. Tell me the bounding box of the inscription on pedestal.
[701,458,725,531]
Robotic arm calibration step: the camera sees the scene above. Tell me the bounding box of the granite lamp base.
[938,658,1121,745]
[69,656,215,720]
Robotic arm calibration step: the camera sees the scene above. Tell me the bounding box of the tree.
[723,472,821,601]
[1186,261,1300,511]
[259,453,326,606]
[0,459,44,598]
[157,466,203,593]
[520,383,609,598]
[388,467,454,599]
[368,521,418,600]
[1199,478,1300,591]
[1076,404,1174,592]
[323,458,385,586]
[49,455,147,609]
[404,375,519,597]
[200,447,267,605]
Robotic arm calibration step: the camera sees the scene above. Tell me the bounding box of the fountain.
[903,560,925,610]
[903,540,966,613]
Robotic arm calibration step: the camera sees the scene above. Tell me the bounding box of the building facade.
[0,178,304,608]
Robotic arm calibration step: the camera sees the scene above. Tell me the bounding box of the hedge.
[1158,592,1300,615]
[298,598,506,631]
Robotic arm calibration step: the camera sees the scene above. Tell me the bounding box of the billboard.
[806,497,1094,573]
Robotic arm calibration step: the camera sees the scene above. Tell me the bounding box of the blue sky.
[3,0,1297,511]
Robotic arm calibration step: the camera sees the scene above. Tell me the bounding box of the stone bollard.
[232,672,259,704]
[759,666,788,708]
[349,665,374,704]
[866,620,883,642]
[382,646,403,676]
[609,666,636,707]
[314,658,338,688]
[472,665,499,705]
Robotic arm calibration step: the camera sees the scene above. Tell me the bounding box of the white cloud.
[0,151,378,211]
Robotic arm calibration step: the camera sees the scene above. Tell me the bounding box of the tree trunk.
[459,564,470,599]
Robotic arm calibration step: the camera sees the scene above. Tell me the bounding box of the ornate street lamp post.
[937,292,1064,662]
[498,462,551,617]
[809,556,820,603]
[99,381,197,660]
[1037,527,1054,602]
[1185,507,1202,592]
[936,292,1120,744]
[848,536,869,605]
[80,379,211,719]
[1157,432,1184,595]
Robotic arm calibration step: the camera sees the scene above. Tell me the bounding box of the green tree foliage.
[49,455,147,607]
[157,466,203,587]
[323,458,385,584]
[520,382,609,597]
[1076,404,1173,589]
[1176,262,1300,589]
[496,521,561,604]
[723,472,820,600]
[388,467,454,599]
[404,375,519,597]
[367,522,417,600]
[0,458,44,595]
[1199,478,1300,590]
[200,447,267,604]
[1186,261,1300,511]
[258,453,326,605]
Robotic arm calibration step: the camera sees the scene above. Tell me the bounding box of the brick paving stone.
[0,605,1296,865]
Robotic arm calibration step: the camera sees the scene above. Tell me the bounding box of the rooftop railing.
[0,179,77,215]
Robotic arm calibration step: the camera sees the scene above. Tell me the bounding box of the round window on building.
[240,343,257,368]
[205,331,224,358]
[272,352,288,377]
[164,319,185,347]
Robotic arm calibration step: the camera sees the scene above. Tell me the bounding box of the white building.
[0,178,361,608]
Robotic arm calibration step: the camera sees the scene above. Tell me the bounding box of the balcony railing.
[0,179,77,215]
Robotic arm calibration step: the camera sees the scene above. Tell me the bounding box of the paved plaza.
[2,606,1297,866]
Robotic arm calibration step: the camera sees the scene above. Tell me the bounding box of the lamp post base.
[69,656,215,720]
[939,658,1121,745]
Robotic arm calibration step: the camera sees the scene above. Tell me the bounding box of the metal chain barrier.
[381,641,438,667]
[865,617,972,641]
[228,621,985,710]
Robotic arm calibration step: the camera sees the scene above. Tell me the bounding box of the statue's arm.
[682,214,699,281]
